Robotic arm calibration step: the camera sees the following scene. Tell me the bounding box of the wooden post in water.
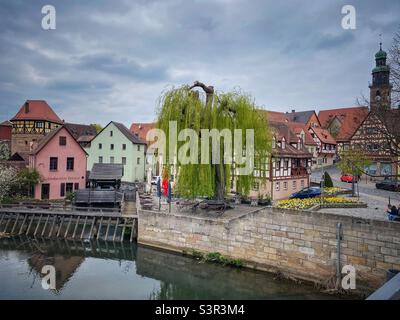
[72,216,80,239]
[11,213,20,234]
[105,217,112,241]
[121,219,126,242]
[3,214,13,233]
[26,214,36,235]
[80,216,88,239]
[56,216,65,237]
[48,215,57,238]
[33,214,43,237]
[41,215,50,237]
[112,218,120,241]
[64,215,73,238]
[97,216,104,240]
[18,214,28,235]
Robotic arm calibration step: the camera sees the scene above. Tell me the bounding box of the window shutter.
[60,183,65,197]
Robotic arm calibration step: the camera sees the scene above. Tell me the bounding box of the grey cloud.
[77,54,168,81]
[0,0,400,127]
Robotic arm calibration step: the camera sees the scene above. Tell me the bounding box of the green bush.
[205,251,243,267]
[324,172,334,188]
[65,192,75,202]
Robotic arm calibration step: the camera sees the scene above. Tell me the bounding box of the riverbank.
[137,205,400,296]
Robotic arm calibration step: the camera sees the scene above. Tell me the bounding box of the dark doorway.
[41,184,50,200]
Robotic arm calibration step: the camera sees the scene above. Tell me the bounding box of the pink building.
[29,126,87,200]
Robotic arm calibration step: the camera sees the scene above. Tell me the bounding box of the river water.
[0,237,351,300]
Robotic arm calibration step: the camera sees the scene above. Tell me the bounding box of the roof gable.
[30,126,88,156]
[92,121,147,145]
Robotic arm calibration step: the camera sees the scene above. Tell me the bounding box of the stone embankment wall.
[138,207,400,290]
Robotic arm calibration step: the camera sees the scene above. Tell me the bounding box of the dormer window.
[272,136,276,149]
[282,137,286,149]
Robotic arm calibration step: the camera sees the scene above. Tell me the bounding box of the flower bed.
[323,187,352,196]
[275,196,361,210]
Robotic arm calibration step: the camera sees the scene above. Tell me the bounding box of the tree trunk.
[189,81,225,200]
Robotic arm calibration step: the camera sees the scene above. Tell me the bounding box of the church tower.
[369,42,392,112]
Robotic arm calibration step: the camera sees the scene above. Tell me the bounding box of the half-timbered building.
[10,100,63,154]
[309,127,337,168]
[241,116,313,201]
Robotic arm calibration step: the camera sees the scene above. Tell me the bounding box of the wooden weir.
[0,204,138,242]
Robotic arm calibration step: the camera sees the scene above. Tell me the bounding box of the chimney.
[24,101,29,113]
[291,109,295,113]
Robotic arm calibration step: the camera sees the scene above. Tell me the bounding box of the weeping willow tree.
[157,81,271,200]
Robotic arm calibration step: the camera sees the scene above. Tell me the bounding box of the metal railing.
[0,203,121,214]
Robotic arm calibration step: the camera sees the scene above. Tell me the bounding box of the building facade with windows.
[86,121,147,183]
[28,126,87,200]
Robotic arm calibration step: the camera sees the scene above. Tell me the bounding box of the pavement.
[311,166,400,221]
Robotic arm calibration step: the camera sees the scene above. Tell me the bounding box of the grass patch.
[184,250,243,268]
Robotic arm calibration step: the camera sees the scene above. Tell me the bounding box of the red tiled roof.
[130,122,157,145]
[258,110,289,123]
[11,100,63,124]
[318,106,369,142]
[310,127,336,145]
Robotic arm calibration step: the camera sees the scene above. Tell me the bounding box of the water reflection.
[0,237,348,300]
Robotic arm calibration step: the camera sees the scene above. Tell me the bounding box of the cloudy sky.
[0,0,399,127]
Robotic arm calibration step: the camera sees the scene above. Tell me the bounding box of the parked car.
[340,174,358,183]
[289,187,321,199]
[376,179,400,192]
[151,176,160,185]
